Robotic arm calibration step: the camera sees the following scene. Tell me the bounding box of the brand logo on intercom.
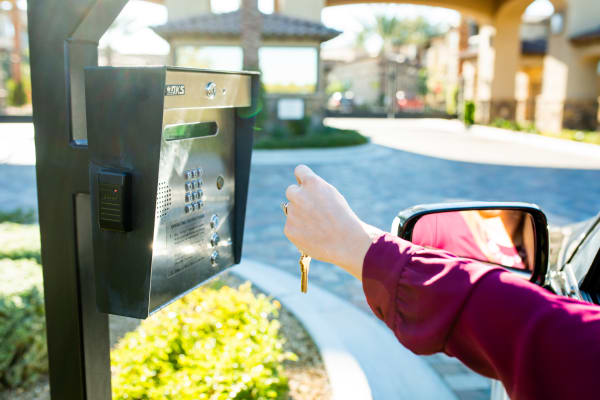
[165,84,185,96]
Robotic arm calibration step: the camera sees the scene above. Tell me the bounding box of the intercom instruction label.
[167,215,206,278]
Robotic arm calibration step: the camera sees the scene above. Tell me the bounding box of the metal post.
[27,0,127,398]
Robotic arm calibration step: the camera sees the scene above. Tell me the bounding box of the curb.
[232,260,457,400]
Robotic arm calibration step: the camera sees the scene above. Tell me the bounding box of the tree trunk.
[9,0,22,82]
[240,0,262,70]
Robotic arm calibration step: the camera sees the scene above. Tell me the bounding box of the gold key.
[281,202,311,293]
[299,253,311,293]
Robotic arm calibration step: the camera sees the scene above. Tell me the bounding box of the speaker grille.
[156,181,172,218]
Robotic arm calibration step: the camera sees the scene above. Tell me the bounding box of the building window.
[259,47,318,94]
[550,13,564,35]
[175,46,243,71]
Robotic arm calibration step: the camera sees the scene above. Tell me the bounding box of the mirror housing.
[391,202,549,285]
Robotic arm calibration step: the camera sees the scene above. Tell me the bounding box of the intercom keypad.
[183,168,205,214]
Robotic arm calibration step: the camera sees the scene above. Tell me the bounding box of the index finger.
[294,164,316,184]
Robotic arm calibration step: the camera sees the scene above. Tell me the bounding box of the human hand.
[283,165,383,280]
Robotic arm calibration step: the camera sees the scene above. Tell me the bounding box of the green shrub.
[463,101,475,126]
[111,282,295,400]
[0,259,47,389]
[286,116,312,137]
[0,223,41,263]
[6,79,27,107]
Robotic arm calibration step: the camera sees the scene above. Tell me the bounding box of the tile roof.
[153,11,341,42]
[571,25,600,43]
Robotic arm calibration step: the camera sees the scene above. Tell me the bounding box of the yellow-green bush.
[111,282,296,400]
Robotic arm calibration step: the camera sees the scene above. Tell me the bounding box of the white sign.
[277,98,305,120]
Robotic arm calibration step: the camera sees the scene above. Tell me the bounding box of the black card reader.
[97,170,131,232]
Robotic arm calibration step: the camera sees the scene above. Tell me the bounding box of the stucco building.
[153,0,340,122]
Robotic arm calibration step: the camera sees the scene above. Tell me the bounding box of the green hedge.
[111,282,295,400]
[254,126,368,149]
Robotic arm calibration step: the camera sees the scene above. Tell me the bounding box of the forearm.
[336,222,383,281]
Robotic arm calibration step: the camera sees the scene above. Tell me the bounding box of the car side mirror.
[391,202,549,285]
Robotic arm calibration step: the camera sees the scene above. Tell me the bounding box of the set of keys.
[282,202,311,293]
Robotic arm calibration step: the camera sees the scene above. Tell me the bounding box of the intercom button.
[185,193,192,202]
[196,168,203,177]
[216,176,224,190]
[196,179,203,187]
[185,170,193,180]
[210,251,219,267]
[196,189,203,200]
[185,205,192,213]
[195,201,204,210]
[210,233,220,247]
[210,215,219,229]
[185,182,193,191]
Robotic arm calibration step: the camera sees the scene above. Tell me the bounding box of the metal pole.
[27,1,127,398]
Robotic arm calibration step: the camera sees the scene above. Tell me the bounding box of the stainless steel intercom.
[85,67,259,318]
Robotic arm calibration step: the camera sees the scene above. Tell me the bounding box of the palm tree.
[357,15,403,57]
[356,14,438,115]
[240,0,262,70]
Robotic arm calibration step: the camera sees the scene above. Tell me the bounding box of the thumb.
[294,164,317,185]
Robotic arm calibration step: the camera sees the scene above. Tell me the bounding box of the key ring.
[281,202,289,216]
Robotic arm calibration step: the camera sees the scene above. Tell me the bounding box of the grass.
[254,126,368,149]
[490,118,600,146]
[0,222,41,263]
[541,129,600,146]
[0,259,43,296]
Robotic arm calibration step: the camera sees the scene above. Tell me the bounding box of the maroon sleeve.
[362,233,600,399]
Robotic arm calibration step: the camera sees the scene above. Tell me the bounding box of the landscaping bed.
[0,211,331,400]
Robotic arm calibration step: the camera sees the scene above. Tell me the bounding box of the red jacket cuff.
[361,233,413,328]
